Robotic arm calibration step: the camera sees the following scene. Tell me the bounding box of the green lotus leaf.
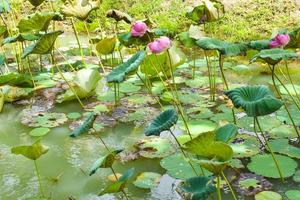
[29,127,50,137]
[61,0,101,20]
[178,32,196,48]
[160,154,211,179]
[28,0,45,7]
[249,40,270,51]
[137,137,175,158]
[140,52,167,76]
[106,9,132,23]
[224,85,283,117]
[106,50,146,83]
[3,34,39,44]
[255,191,282,200]
[247,154,297,178]
[95,37,116,55]
[183,131,233,162]
[144,109,178,136]
[230,134,260,158]
[250,48,299,65]
[133,172,162,189]
[269,139,300,159]
[11,139,49,160]
[194,158,230,174]
[0,85,33,102]
[74,68,101,93]
[89,149,123,176]
[286,190,300,200]
[180,120,217,135]
[21,112,68,128]
[237,115,281,132]
[22,30,64,58]
[70,112,96,137]
[99,167,134,195]
[17,12,62,33]
[177,176,216,200]
[196,37,248,56]
[0,0,10,13]
[0,72,34,87]
[215,123,237,143]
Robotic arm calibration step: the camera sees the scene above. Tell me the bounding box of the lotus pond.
[2,1,300,200]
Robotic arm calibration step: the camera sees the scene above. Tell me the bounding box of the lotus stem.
[284,61,300,105]
[221,171,237,200]
[83,21,93,56]
[192,50,196,79]
[204,50,214,101]
[34,160,44,197]
[253,118,265,146]
[70,18,85,64]
[270,65,300,139]
[110,167,129,200]
[254,117,285,182]
[216,176,222,200]
[114,83,117,106]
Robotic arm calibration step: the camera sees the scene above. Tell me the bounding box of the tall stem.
[270,65,300,139]
[34,160,44,197]
[204,50,214,101]
[255,117,284,182]
[217,176,222,200]
[221,172,237,200]
[284,61,300,105]
[70,18,85,64]
[110,167,129,200]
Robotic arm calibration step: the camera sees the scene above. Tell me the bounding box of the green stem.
[114,83,117,106]
[192,50,196,79]
[270,65,300,139]
[70,18,85,64]
[284,61,300,105]
[217,176,222,200]
[204,50,214,101]
[221,172,237,200]
[34,160,44,197]
[110,167,129,200]
[255,117,284,182]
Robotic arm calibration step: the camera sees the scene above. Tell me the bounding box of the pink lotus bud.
[275,34,290,46]
[131,21,148,37]
[148,36,172,54]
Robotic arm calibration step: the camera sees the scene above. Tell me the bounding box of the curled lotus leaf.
[106,9,132,23]
[60,0,101,20]
[224,85,283,117]
[11,139,49,160]
[70,112,96,137]
[249,40,270,51]
[144,109,178,136]
[106,50,146,83]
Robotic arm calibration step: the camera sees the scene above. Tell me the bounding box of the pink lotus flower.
[148,36,172,54]
[131,21,148,37]
[269,34,290,48]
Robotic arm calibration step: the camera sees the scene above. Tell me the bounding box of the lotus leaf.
[196,37,248,56]
[96,37,116,55]
[133,172,162,189]
[249,40,270,50]
[269,139,300,159]
[144,109,178,136]
[293,170,300,182]
[0,72,33,87]
[29,127,50,137]
[106,50,146,83]
[137,137,175,158]
[255,191,282,200]
[230,134,260,158]
[61,0,101,20]
[250,48,299,65]
[21,112,68,128]
[286,190,300,200]
[99,167,134,195]
[70,112,95,137]
[11,139,49,160]
[106,9,132,23]
[177,176,216,200]
[247,154,297,178]
[215,123,237,143]
[0,85,33,102]
[225,85,283,117]
[180,120,217,135]
[3,34,40,44]
[22,30,64,58]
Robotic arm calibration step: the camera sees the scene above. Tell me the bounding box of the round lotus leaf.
[247,154,297,178]
[276,105,300,125]
[137,137,175,158]
[21,112,68,128]
[286,190,300,200]
[187,107,214,119]
[229,159,244,169]
[293,170,300,182]
[180,120,217,135]
[124,94,156,105]
[97,90,125,102]
[119,82,141,93]
[251,48,299,65]
[269,125,298,139]
[29,127,50,137]
[230,134,260,158]
[255,191,282,200]
[225,85,283,117]
[237,115,281,132]
[144,109,178,136]
[269,139,300,159]
[133,172,162,189]
[177,176,216,200]
[160,153,211,179]
[178,93,203,105]
[67,112,81,120]
[185,77,222,88]
[210,112,235,123]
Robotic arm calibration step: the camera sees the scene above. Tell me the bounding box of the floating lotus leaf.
[293,170,300,182]
[70,112,96,137]
[136,136,175,158]
[96,37,116,55]
[230,134,260,158]
[286,190,300,200]
[247,154,297,178]
[61,0,101,20]
[29,127,50,137]
[249,40,270,51]
[21,112,68,128]
[89,149,123,176]
[255,191,282,200]
[0,72,34,87]
[28,0,45,7]
[269,139,300,159]
[106,9,132,23]
[160,154,211,179]
[180,120,217,135]
[17,12,62,33]
[99,167,134,195]
[225,85,283,117]
[106,50,146,83]
[250,48,299,65]
[133,172,162,189]
[196,37,248,56]
[11,139,49,160]
[0,85,33,102]
[22,30,64,58]
[215,123,237,143]
[237,115,281,132]
[119,82,141,93]
[183,131,233,162]
[144,109,178,136]
[3,33,39,44]
[177,176,216,200]
[276,105,300,125]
